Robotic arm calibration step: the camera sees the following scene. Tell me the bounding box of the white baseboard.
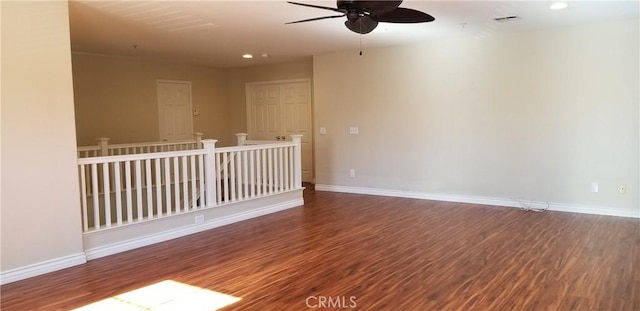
[315,184,639,219]
[0,253,87,285]
[84,198,304,260]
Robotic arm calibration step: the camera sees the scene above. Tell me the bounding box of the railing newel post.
[97,137,110,157]
[202,139,218,207]
[236,133,248,146]
[290,134,303,188]
[193,133,203,148]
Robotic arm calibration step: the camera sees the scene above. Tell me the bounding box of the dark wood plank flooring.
[2,186,639,310]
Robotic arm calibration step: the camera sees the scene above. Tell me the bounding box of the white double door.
[246,80,313,182]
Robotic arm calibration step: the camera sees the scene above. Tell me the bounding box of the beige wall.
[72,54,233,146]
[1,1,85,272]
[226,60,313,136]
[314,19,639,212]
[72,55,312,147]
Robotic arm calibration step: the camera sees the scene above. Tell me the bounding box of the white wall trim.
[0,253,87,285]
[84,198,303,260]
[315,184,640,219]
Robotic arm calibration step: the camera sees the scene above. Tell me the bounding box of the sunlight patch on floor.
[73,280,241,311]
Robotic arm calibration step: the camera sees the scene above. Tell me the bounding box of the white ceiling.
[69,0,639,68]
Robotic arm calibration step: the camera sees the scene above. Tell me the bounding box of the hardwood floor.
[2,186,639,310]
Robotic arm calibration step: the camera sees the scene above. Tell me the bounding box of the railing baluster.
[249,150,255,197]
[190,155,197,209]
[230,152,236,201]
[155,158,163,217]
[91,163,100,230]
[135,160,143,221]
[223,152,229,202]
[198,154,205,206]
[261,149,267,195]
[125,161,133,224]
[114,162,123,225]
[102,163,111,228]
[109,160,115,195]
[254,150,259,195]
[182,156,188,211]
[279,147,284,191]
[164,157,172,215]
[273,148,278,192]
[267,148,273,194]
[289,146,294,189]
[274,148,278,192]
[283,147,291,190]
[145,159,153,219]
[173,156,180,212]
[216,153,222,203]
[236,152,243,200]
[276,148,284,191]
[243,150,249,199]
[80,165,88,232]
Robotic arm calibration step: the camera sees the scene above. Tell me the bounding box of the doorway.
[246,79,313,182]
[157,80,193,141]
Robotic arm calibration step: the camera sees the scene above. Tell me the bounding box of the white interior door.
[157,80,193,141]
[247,80,313,182]
[280,82,313,183]
[247,84,281,141]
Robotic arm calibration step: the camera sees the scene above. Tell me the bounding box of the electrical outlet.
[619,184,627,194]
[319,127,327,135]
[590,182,599,193]
[195,215,204,224]
[349,169,356,178]
[349,127,359,134]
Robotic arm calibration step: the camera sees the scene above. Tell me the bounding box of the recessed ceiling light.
[550,2,568,10]
[242,54,253,59]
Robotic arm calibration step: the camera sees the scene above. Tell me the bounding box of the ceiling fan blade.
[349,0,402,15]
[286,14,345,24]
[374,8,435,23]
[344,16,378,34]
[287,1,343,13]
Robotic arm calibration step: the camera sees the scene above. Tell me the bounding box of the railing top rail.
[217,141,296,153]
[77,149,207,165]
[243,140,283,145]
[105,139,197,149]
[77,139,197,150]
[77,146,101,151]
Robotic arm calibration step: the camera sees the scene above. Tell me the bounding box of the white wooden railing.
[77,133,203,158]
[77,135,303,233]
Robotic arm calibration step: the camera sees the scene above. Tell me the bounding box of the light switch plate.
[349,127,359,134]
[319,127,327,134]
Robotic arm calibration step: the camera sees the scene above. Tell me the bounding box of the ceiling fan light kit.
[286,0,435,34]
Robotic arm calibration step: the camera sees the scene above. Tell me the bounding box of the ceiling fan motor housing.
[287,0,434,34]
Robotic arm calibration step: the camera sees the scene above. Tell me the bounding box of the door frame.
[156,79,194,141]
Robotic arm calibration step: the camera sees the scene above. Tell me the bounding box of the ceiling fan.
[286,0,435,34]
